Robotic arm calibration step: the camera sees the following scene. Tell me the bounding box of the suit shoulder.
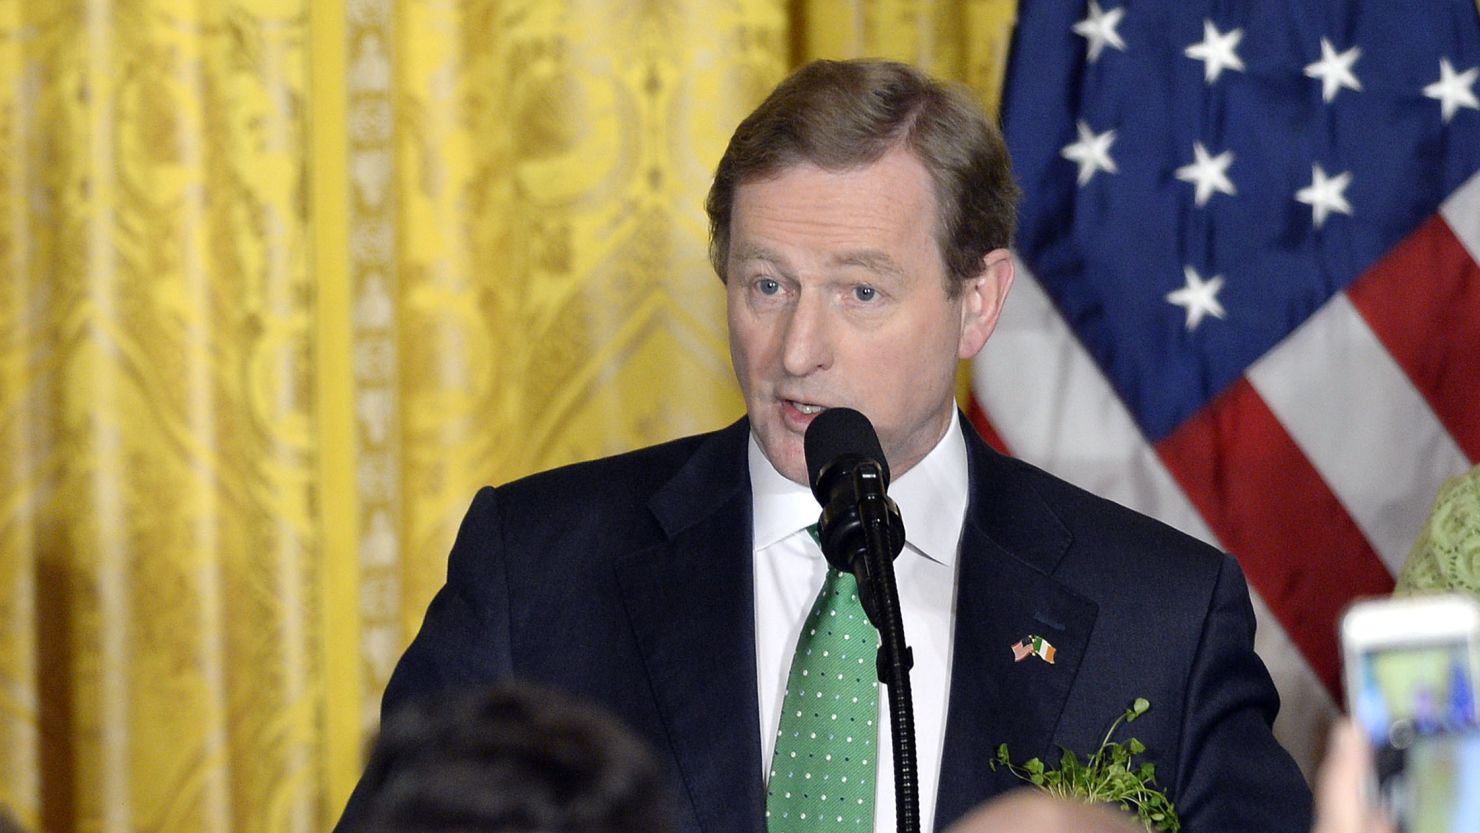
[996,453,1227,577]
[502,431,710,495]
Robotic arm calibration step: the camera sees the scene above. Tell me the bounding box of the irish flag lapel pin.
[1011,634,1057,664]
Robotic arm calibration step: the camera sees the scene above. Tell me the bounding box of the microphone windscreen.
[804,408,890,496]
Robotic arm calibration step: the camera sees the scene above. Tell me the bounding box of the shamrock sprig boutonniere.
[990,697,1180,832]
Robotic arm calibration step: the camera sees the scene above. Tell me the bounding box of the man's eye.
[757,279,781,295]
[853,285,878,302]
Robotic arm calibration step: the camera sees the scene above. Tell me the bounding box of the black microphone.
[804,407,920,833]
[804,408,906,603]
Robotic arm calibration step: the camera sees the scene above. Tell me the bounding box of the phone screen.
[1352,640,1480,832]
[1353,641,1478,747]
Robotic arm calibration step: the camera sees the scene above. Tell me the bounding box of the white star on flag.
[1423,57,1480,123]
[1175,142,1237,207]
[1060,120,1119,185]
[1295,164,1355,229]
[1166,266,1227,331]
[1303,38,1362,103]
[1185,19,1245,84]
[1073,1,1127,63]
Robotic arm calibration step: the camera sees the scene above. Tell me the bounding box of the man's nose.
[781,292,834,376]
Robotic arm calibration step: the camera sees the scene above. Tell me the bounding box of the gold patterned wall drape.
[0,2,1015,831]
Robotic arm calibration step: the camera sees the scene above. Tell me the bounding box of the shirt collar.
[747,415,968,566]
[748,436,821,552]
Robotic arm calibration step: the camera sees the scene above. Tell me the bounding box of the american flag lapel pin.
[1012,634,1057,665]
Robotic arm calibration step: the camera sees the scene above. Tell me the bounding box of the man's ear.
[957,248,1015,360]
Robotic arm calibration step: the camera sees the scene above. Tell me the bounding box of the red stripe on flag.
[1156,378,1396,698]
[1347,215,1480,461]
[966,395,1011,455]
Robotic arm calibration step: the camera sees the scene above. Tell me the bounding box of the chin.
[772,451,808,486]
[758,435,808,485]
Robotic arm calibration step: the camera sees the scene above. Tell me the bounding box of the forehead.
[728,149,943,266]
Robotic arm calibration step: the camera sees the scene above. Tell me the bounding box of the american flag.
[970,0,1480,772]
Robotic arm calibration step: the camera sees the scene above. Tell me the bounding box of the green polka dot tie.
[766,526,879,832]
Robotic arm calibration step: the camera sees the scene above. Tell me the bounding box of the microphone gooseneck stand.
[823,463,919,833]
[856,479,919,833]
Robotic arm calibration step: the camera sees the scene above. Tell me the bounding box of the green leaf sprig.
[989,697,1180,832]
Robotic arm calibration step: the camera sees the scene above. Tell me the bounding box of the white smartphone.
[1341,593,1480,832]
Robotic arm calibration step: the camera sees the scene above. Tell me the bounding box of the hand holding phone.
[1312,720,1395,833]
[1341,593,1480,832]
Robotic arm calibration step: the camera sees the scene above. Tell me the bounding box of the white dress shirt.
[751,417,969,833]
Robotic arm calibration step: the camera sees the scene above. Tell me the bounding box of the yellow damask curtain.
[0,2,1015,831]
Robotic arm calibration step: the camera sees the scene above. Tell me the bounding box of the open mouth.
[789,401,825,415]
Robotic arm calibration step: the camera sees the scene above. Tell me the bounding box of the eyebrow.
[729,243,786,267]
[830,250,907,281]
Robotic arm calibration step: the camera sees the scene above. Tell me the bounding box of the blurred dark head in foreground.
[358,682,672,833]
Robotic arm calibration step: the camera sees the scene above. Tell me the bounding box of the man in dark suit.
[337,59,1312,833]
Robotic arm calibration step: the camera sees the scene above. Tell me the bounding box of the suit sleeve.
[332,486,514,831]
[379,486,514,706]
[1173,553,1313,833]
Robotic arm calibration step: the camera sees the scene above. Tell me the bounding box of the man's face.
[725,148,1012,485]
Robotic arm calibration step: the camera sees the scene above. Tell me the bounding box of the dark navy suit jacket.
[336,415,1312,832]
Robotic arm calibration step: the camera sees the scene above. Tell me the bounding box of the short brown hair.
[706,59,1019,296]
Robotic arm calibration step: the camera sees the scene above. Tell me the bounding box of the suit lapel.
[934,421,1099,830]
[614,420,766,833]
